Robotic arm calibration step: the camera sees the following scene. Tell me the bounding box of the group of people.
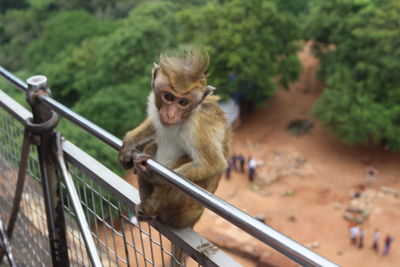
[226,153,257,182]
[349,224,393,256]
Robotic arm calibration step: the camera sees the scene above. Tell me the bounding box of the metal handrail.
[0,66,338,267]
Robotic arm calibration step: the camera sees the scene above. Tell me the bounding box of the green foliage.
[58,119,122,174]
[55,0,93,11]
[0,69,31,107]
[25,10,116,68]
[0,8,44,70]
[178,0,301,105]
[0,0,135,72]
[305,0,400,149]
[26,0,54,10]
[276,0,311,15]
[73,81,149,138]
[56,0,144,19]
[0,0,27,14]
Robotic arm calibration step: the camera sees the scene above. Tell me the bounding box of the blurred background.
[1,0,399,266]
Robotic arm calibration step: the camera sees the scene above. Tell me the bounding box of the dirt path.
[195,43,400,267]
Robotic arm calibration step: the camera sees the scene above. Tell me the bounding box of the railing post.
[26,75,70,266]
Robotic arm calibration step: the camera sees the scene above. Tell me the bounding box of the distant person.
[238,154,245,173]
[226,160,232,180]
[248,157,257,182]
[349,225,360,245]
[382,235,393,256]
[366,166,377,184]
[358,228,365,249]
[353,184,365,198]
[231,154,238,171]
[372,229,380,252]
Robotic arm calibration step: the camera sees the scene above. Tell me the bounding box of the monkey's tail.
[171,244,185,267]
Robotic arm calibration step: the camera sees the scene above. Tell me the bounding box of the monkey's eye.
[178,99,190,107]
[163,93,175,102]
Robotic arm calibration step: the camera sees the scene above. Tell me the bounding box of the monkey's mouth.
[160,120,176,128]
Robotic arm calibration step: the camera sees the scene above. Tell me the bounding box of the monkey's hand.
[118,143,136,169]
[133,152,167,185]
[119,118,156,169]
[132,151,150,174]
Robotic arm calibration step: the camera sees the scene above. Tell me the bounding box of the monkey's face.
[157,88,197,127]
[153,70,204,127]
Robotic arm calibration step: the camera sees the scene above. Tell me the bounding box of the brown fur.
[139,95,231,228]
[159,47,209,94]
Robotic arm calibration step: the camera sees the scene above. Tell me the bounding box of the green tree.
[73,81,149,138]
[25,10,116,68]
[276,0,311,15]
[178,0,301,105]
[305,0,400,149]
[55,0,142,19]
[0,0,64,70]
[0,0,27,14]
[0,8,43,70]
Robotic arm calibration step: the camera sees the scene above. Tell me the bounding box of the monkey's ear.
[199,85,216,104]
[205,85,216,96]
[151,63,160,89]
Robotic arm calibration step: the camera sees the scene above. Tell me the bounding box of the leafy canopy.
[178,0,301,105]
[25,10,116,68]
[305,0,400,149]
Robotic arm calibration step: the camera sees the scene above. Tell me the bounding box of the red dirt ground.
[194,43,400,267]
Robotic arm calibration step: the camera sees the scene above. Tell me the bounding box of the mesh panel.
[61,163,195,267]
[0,108,51,266]
[0,102,206,267]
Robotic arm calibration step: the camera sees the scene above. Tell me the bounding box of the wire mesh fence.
[0,107,51,266]
[0,94,210,267]
[61,148,200,267]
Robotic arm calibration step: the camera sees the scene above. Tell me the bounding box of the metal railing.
[0,66,339,267]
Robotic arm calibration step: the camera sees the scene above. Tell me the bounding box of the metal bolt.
[27,75,48,91]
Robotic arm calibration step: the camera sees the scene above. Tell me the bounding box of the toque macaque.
[119,47,231,230]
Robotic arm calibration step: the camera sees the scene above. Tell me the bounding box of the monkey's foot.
[135,204,153,222]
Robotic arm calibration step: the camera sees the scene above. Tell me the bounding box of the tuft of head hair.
[159,47,210,93]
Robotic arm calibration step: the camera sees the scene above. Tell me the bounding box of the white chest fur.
[154,126,187,167]
[147,91,194,167]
